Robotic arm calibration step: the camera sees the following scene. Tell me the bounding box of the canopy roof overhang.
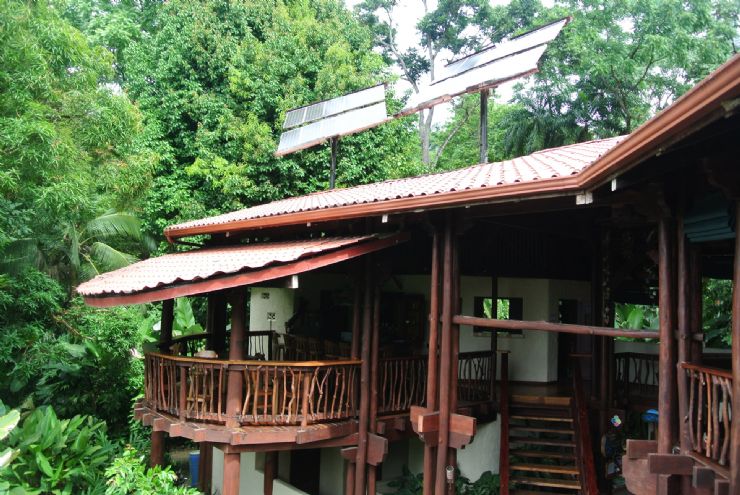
[77,233,408,307]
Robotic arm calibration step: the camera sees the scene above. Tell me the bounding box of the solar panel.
[436,17,569,85]
[397,17,569,116]
[282,84,386,130]
[276,101,388,156]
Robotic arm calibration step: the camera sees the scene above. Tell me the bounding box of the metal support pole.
[330,137,338,189]
[479,90,489,164]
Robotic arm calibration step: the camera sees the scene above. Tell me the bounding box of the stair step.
[511,414,573,423]
[510,426,574,435]
[511,463,579,475]
[510,449,575,460]
[511,395,571,407]
[509,436,575,447]
[511,476,581,490]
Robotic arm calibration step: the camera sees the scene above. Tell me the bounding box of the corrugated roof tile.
[165,137,624,237]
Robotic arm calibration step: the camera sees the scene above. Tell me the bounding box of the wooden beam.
[368,283,381,495]
[689,246,703,364]
[452,315,660,339]
[648,453,694,475]
[264,451,277,495]
[448,233,461,485]
[731,201,740,495]
[658,216,677,454]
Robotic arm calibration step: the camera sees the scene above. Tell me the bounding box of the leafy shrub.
[0,401,21,471]
[104,447,199,495]
[0,406,117,494]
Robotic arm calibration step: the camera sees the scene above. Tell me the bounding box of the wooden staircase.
[507,395,582,494]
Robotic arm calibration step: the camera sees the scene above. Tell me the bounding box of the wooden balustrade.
[458,351,495,403]
[615,352,659,406]
[681,363,733,467]
[144,350,497,427]
[145,353,359,426]
[378,356,427,414]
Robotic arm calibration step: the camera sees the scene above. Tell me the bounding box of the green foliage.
[0,401,21,471]
[703,278,733,348]
[387,467,500,495]
[0,406,117,494]
[504,0,739,156]
[615,303,659,330]
[118,0,420,238]
[104,447,198,495]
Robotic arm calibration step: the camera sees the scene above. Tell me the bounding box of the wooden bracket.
[626,439,658,460]
[339,433,387,466]
[692,465,716,489]
[648,453,694,475]
[409,406,476,448]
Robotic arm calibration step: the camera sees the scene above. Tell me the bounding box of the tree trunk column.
[354,257,374,495]
[658,217,677,454]
[730,202,740,495]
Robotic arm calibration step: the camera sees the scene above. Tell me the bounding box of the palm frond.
[85,212,143,242]
[0,239,41,274]
[88,242,138,274]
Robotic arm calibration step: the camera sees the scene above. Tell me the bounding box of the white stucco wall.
[249,287,295,334]
[211,448,309,495]
[319,448,345,495]
[457,420,501,480]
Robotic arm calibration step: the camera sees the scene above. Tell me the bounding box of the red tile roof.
[77,236,374,297]
[165,137,624,239]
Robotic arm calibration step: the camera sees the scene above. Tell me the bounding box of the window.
[473,296,523,335]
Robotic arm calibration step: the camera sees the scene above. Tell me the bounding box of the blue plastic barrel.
[189,451,200,487]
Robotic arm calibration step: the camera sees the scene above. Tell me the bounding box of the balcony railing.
[681,362,733,468]
[144,349,497,427]
[145,353,360,426]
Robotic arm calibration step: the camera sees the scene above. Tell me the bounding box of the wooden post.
[345,461,356,495]
[479,89,489,164]
[150,431,165,467]
[226,289,246,427]
[500,352,510,495]
[199,442,212,493]
[368,284,381,495]
[223,452,241,495]
[352,277,362,360]
[490,276,498,402]
[689,246,703,364]
[435,215,453,495]
[159,299,174,352]
[658,216,677,454]
[447,230,460,491]
[730,202,740,495]
[264,451,277,495]
[423,228,440,495]
[354,258,373,495]
[211,292,228,356]
[677,218,692,455]
[152,299,173,466]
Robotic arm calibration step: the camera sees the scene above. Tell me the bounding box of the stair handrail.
[572,362,599,495]
[499,351,510,495]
